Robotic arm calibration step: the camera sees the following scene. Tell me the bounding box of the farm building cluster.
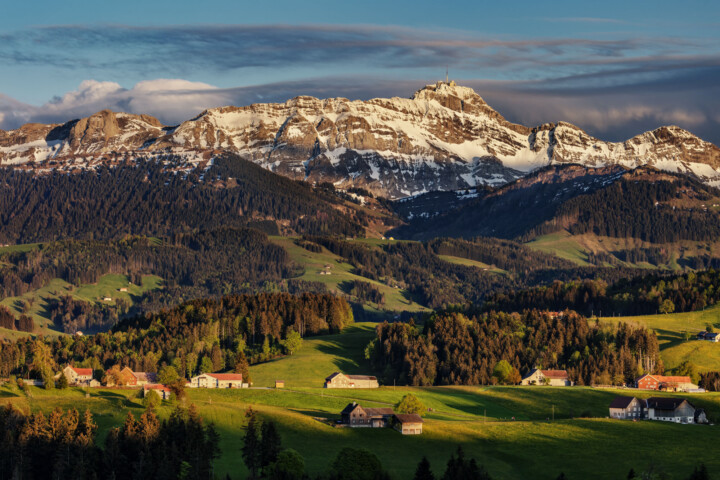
[40,366,247,396]
[609,396,707,424]
[338,402,423,435]
[697,331,720,342]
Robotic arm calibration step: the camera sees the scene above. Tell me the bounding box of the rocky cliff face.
[2,82,719,198]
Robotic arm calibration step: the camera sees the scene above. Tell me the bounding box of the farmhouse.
[646,397,696,423]
[609,396,644,420]
[143,384,172,400]
[392,414,424,435]
[697,331,720,342]
[635,374,698,392]
[325,372,379,389]
[189,373,244,388]
[520,369,572,386]
[340,402,394,427]
[60,366,93,386]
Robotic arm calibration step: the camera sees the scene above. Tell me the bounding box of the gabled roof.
[365,407,394,416]
[133,372,158,383]
[69,366,93,376]
[540,369,569,379]
[609,396,637,409]
[144,384,171,392]
[341,402,364,415]
[325,372,344,382]
[346,374,377,381]
[393,413,423,424]
[646,397,694,411]
[207,373,243,381]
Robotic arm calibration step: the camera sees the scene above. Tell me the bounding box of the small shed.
[275,380,285,389]
[392,414,423,435]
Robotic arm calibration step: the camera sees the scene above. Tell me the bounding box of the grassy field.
[604,304,720,372]
[0,274,163,336]
[269,236,428,315]
[3,382,718,480]
[526,231,592,266]
[437,254,509,276]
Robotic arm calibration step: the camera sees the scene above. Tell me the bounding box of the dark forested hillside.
[484,269,720,317]
[0,154,363,244]
[366,310,662,386]
[392,165,720,243]
[0,228,301,331]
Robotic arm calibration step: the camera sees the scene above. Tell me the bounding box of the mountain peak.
[411,81,487,108]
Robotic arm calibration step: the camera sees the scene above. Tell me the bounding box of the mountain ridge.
[2,81,719,198]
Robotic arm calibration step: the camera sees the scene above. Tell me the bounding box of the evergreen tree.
[242,411,262,479]
[414,456,435,480]
[260,420,282,470]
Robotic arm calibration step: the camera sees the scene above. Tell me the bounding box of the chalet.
[105,366,139,387]
[340,402,394,428]
[635,374,698,392]
[609,396,644,420]
[646,397,696,423]
[520,369,573,386]
[392,414,424,435]
[189,373,244,388]
[143,384,172,400]
[324,372,379,389]
[697,331,720,342]
[60,366,94,386]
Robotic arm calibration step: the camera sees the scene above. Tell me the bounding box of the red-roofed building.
[635,374,698,392]
[143,384,172,400]
[189,373,244,389]
[60,366,94,386]
[521,369,572,386]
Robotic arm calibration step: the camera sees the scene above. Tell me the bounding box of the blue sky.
[1,0,719,143]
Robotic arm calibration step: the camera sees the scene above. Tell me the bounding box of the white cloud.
[0,79,232,129]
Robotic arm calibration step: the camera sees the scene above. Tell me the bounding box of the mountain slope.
[2,82,720,198]
[392,164,720,242]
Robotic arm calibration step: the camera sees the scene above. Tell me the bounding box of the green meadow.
[604,303,720,372]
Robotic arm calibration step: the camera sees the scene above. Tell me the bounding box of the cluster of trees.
[342,280,385,305]
[0,292,352,379]
[48,295,130,333]
[0,155,363,245]
[558,177,720,243]
[0,305,34,332]
[484,269,720,317]
[365,310,662,386]
[699,371,720,392]
[0,403,219,480]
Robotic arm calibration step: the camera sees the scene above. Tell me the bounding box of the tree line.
[483,269,720,317]
[0,292,353,380]
[365,310,662,386]
[0,403,219,480]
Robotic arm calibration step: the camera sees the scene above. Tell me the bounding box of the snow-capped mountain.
[2,81,719,198]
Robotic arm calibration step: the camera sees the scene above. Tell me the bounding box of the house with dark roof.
[392,414,424,435]
[520,369,572,386]
[609,396,644,420]
[325,372,379,389]
[646,397,696,423]
[340,402,394,427]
